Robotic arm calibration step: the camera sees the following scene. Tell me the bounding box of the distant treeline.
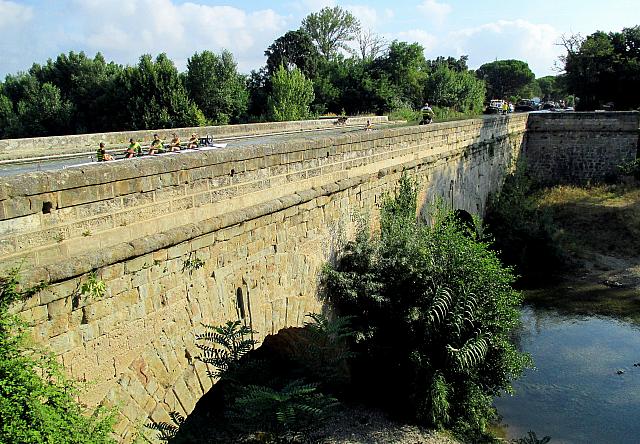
[1,6,636,140]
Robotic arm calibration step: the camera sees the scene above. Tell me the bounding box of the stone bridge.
[1,112,637,441]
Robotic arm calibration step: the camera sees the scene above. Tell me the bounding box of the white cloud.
[417,0,452,25]
[447,19,563,76]
[346,5,380,29]
[0,0,33,27]
[65,0,287,73]
[395,29,438,51]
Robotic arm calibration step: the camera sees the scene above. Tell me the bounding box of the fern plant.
[195,320,257,379]
[231,379,339,437]
[292,313,355,389]
[513,431,551,444]
[146,411,185,441]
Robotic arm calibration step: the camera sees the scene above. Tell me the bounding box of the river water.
[495,306,640,443]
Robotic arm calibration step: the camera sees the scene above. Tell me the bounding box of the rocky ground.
[309,405,460,444]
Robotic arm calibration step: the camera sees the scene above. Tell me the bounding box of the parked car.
[485,99,505,114]
[515,99,537,112]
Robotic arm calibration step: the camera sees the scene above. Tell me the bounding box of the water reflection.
[495,306,640,443]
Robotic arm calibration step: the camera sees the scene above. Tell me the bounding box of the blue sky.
[1,0,639,79]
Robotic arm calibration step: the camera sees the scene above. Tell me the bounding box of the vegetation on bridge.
[0,269,116,444]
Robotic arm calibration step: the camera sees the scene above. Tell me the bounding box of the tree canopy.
[476,59,535,100]
[265,30,320,79]
[267,65,315,122]
[561,26,640,110]
[185,50,248,125]
[301,6,361,59]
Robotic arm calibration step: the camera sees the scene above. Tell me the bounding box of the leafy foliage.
[322,174,530,435]
[146,411,185,441]
[561,26,640,110]
[0,269,116,444]
[232,379,339,437]
[181,252,205,276]
[426,65,486,114]
[265,30,320,79]
[185,50,248,125]
[476,59,536,100]
[301,6,361,59]
[268,65,315,122]
[618,158,640,180]
[195,320,257,379]
[184,316,342,441]
[114,53,205,130]
[291,313,355,390]
[80,271,106,300]
[513,430,552,444]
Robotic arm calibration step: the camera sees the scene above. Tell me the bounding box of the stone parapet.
[524,112,639,184]
[0,116,388,161]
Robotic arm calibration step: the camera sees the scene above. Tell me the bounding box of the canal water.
[495,306,640,443]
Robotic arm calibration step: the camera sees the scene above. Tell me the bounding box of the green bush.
[388,106,421,122]
[618,158,640,180]
[322,174,529,435]
[484,167,564,282]
[0,269,116,444]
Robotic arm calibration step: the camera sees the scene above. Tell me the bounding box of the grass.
[522,182,640,324]
[536,184,640,259]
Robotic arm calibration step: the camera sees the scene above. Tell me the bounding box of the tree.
[185,50,249,125]
[476,59,535,100]
[265,30,320,79]
[561,27,640,110]
[28,52,123,133]
[246,68,270,122]
[536,76,556,101]
[6,79,73,137]
[301,6,360,59]
[267,65,315,122]
[426,65,486,113]
[115,53,205,130]
[323,175,529,435]
[373,41,430,108]
[355,29,387,61]
[427,55,469,73]
[0,93,17,139]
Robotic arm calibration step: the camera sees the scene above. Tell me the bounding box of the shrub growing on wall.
[0,270,116,444]
[323,174,529,435]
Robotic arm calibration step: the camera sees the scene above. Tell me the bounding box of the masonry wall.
[1,114,528,441]
[524,111,639,184]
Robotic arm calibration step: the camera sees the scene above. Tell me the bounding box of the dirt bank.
[525,184,640,322]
